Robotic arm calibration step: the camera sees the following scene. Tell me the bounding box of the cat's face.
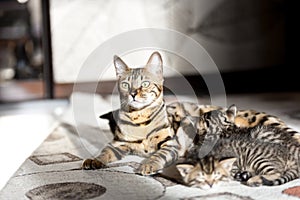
[176,156,236,189]
[195,105,237,135]
[114,52,164,111]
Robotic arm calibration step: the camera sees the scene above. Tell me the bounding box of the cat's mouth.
[128,100,147,110]
[127,97,154,110]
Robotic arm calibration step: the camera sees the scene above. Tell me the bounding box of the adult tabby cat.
[177,105,300,188]
[82,52,181,175]
[82,51,299,176]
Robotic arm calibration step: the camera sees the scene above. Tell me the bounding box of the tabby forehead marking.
[130,68,141,81]
[200,156,215,174]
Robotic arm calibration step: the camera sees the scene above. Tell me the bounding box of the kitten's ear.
[178,117,198,141]
[219,157,237,172]
[182,116,197,127]
[226,104,237,122]
[114,55,129,78]
[176,164,195,177]
[145,51,163,77]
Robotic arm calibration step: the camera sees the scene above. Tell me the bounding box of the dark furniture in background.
[0,0,299,103]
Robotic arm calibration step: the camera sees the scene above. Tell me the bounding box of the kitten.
[176,156,236,189]
[177,105,300,188]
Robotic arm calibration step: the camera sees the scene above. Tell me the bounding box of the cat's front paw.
[246,176,263,187]
[82,158,106,170]
[137,161,163,175]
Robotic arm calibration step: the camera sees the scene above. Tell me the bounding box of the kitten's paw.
[82,158,106,170]
[234,171,252,182]
[246,176,263,187]
[137,162,163,175]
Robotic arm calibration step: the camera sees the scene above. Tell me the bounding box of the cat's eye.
[121,82,129,90]
[141,81,150,88]
[213,171,221,176]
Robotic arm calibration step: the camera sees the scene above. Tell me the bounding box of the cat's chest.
[118,123,155,141]
[117,108,170,141]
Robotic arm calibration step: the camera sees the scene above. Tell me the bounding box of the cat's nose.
[206,181,214,188]
[130,91,137,99]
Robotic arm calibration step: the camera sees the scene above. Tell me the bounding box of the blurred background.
[0,0,300,191]
[0,0,299,103]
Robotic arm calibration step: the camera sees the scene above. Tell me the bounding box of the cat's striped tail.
[261,170,298,186]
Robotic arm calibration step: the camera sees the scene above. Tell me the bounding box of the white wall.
[50,0,285,83]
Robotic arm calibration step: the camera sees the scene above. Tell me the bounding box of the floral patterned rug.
[1,92,300,200]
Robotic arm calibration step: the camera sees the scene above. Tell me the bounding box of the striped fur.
[167,102,300,142]
[185,105,299,146]
[178,106,300,188]
[82,52,180,175]
[82,51,300,177]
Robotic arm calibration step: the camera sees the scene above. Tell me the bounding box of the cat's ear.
[176,164,195,177]
[226,104,237,122]
[219,157,236,172]
[145,51,163,77]
[114,55,129,78]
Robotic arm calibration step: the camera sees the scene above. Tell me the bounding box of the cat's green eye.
[121,82,130,90]
[141,81,150,88]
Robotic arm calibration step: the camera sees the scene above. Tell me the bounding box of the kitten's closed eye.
[176,157,236,189]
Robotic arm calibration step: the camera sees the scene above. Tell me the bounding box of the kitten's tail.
[261,171,297,186]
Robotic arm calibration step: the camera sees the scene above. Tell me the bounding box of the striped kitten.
[177,106,300,188]
[176,156,236,189]
[82,52,181,175]
[184,105,298,146]
[167,102,300,142]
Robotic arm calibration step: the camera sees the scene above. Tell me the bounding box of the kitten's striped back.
[178,106,300,188]
[167,102,300,142]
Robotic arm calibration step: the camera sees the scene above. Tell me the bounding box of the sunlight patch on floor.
[0,114,58,190]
